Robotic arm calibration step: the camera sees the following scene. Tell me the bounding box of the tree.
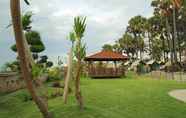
[73,16,87,109]
[11,13,53,70]
[10,0,52,118]
[147,14,171,62]
[151,0,184,63]
[127,15,147,60]
[102,44,113,51]
[63,32,75,104]
[118,33,136,59]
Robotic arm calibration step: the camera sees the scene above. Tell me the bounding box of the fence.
[149,71,186,82]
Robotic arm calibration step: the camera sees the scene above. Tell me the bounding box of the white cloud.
[0,0,153,66]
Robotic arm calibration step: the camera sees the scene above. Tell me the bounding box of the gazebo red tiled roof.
[84,50,128,61]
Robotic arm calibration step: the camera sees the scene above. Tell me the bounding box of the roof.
[84,50,128,61]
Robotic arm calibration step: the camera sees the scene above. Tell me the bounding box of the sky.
[0,0,153,67]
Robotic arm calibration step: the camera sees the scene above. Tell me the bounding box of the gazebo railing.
[88,67,124,78]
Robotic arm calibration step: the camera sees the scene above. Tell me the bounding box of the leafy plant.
[48,67,63,81]
[31,65,46,78]
[73,16,87,109]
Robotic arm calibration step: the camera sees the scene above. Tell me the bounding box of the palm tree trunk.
[75,59,84,109]
[177,33,182,63]
[166,17,174,64]
[63,46,73,104]
[140,50,142,60]
[165,16,174,79]
[74,39,83,109]
[10,1,52,118]
[148,32,151,55]
[173,7,178,63]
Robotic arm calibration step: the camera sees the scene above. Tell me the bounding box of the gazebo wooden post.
[86,61,90,76]
[122,60,125,76]
[90,61,94,75]
[87,61,90,74]
[114,61,117,76]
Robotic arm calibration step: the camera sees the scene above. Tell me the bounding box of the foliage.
[10,12,53,71]
[73,16,87,60]
[69,32,76,44]
[0,61,20,72]
[118,33,136,57]
[31,64,46,78]
[11,30,45,53]
[102,44,113,51]
[48,67,63,81]
[24,0,30,5]
[22,11,32,31]
[102,0,186,65]
[74,43,86,60]
[74,16,86,40]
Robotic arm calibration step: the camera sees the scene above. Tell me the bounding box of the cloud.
[0,0,153,66]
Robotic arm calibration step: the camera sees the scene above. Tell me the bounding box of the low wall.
[0,72,25,93]
[149,71,186,82]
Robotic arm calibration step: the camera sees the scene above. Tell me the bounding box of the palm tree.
[10,0,52,118]
[63,32,75,104]
[118,33,136,59]
[73,16,87,109]
[127,15,147,60]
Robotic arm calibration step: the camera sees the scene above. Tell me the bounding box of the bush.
[0,61,20,72]
[47,67,64,82]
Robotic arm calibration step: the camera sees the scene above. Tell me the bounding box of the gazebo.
[84,50,128,78]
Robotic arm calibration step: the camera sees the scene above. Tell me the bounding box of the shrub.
[47,67,63,82]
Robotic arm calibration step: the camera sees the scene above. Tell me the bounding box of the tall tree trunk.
[147,32,151,55]
[177,33,182,63]
[75,59,84,109]
[10,1,52,118]
[63,46,73,104]
[166,17,174,64]
[165,16,174,79]
[173,7,178,63]
[139,50,142,60]
[74,39,83,109]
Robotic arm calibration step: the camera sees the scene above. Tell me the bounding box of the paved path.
[169,89,186,103]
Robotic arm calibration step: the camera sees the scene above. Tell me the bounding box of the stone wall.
[0,72,25,93]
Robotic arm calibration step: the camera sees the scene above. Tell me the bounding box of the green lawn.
[1,73,186,118]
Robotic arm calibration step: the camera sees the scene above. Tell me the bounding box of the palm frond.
[74,16,87,39]
[69,32,76,43]
[24,0,30,5]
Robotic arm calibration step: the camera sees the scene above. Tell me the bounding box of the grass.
[1,73,186,118]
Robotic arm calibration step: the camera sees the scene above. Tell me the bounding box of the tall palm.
[153,0,183,63]
[119,33,136,59]
[73,16,87,109]
[10,0,52,118]
[172,0,183,63]
[63,32,75,104]
[127,15,147,60]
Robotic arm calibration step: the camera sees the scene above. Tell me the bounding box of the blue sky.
[0,0,153,67]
